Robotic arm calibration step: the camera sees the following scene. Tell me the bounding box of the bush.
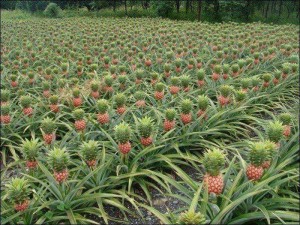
[152,1,174,18]
[43,3,62,18]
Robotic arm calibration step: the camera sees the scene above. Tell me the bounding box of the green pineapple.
[177,210,206,225]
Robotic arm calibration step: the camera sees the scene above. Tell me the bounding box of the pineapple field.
[1,17,299,224]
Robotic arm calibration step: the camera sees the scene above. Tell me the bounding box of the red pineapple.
[80,141,99,167]
[115,93,126,115]
[20,96,33,117]
[96,99,110,124]
[164,109,176,131]
[115,122,131,154]
[212,65,221,81]
[1,105,11,124]
[48,147,70,183]
[90,81,100,99]
[49,95,59,113]
[197,69,205,87]
[180,99,193,124]
[154,82,164,100]
[21,138,40,170]
[169,77,180,95]
[218,85,232,107]
[41,117,56,145]
[135,91,146,108]
[73,109,86,132]
[138,117,154,146]
[279,113,292,138]
[72,88,82,107]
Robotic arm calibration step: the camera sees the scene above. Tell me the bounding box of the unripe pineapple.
[219,85,232,98]
[241,78,251,90]
[97,99,109,114]
[266,120,284,144]
[197,69,205,80]
[178,210,206,225]
[41,117,56,144]
[5,177,30,211]
[138,117,154,146]
[21,138,40,168]
[115,122,131,154]
[80,140,99,167]
[246,142,268,181]
[48,147,70,183]
[202,148,225,195]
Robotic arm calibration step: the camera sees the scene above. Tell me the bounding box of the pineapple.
[282,64,290,78]
[175,58,182,72]
[222,64,230,79]
[246,142,268,181]
[1,89,10,105]
[279,113,292,138]
[241,78,251,92]
[178,210,206,225]
[135,91,146,108]
[5,177,30,211]
[164,63,171,77]
[115,122,131,154]
[164,108,176,131]
[20,95,33,116]
[273,70,281,85]
[266,120,284,147]
[138,117,154,146]
[235,90,247,102]
[262,140,277,169]
[181,75,190,92]
[11,74,18,87]
[262,73,272,87]
[202,148,225,195]
[197,69,205,87]
[252,77,260,91]
[1,104,11,124]
[49,95,59,113]
[90,81,100,99]
[48,147,70,183]
[104,75,114,92]
[115,93,126,115]
[72,88,82,107]
[21,138,40,169]
[73,109,86,132]
[41,117,56,144]
[97,99,109,124]
[231,64,239,77]
[135,69,144,84]
[154,82,164,100]
[42,81,50,98]
[170,77,180,94]
[218,85,232,106]
[180,99,193,124]
[118,75,127,89]
[197,95,209,119]
[212,64,221,81]
[80,140,99,167]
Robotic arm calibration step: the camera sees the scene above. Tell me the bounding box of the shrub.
[43,3,62,18]
[152,1,174,18]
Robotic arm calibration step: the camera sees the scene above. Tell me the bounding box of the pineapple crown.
[138,116,153,138]
[42,81,50,90]
[202,148,225,176]
[20,95,32,108]
[118,75,127,84]
[80,140,99,161]
[282,64,290,73]
[109,65,117,73]
[235,90,246,102]
[21,138,40,160]
[5,177,30,204]
[238,59,245,69]
[291,63,298,72]
[91,81,99,91]
[262,73,272,82]
[198,95,209,110]
[181,99,193,114]
[1,90,10,102]
[267,120,284,143]
[219,85,232,97]
[97,99,109,113]
[241,78,251,89]
[274,70,281,79]
[151,72,159,80]
[177,210,206,225]
[223,64,230,73]
[197,69,205,80]
[155,82,164,92]
[181,75,190,87]
[73,109,85,120]
[175,58,182,67]
[136,69,144,79]
[11,74,17,81]
[135,91,145,100]
[115,122,131,143]
[48,147,70,172]
[249,142,268,166]
[279,113,292,125]
[49,95,59,104]
[231,64,239,72]
[252,78,260,86]
[170,76,180,86]
[91,64,98,71]
[72,88,80,98]
[188,58,195,65]
[164,63,171,72]
[115,93,126,106]
[1,104,10,115]
[104,75,113,86]
[264,140,277,160]
[119,65,126,72]
[41,117,56,134]
[58,79,66,87]
[165,108,176,121]
[213,65,222,73]
[71,78,79,86]
[45,68,52,75]
[28,72,34,79]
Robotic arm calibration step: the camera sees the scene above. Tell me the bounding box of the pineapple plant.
[174,58,182,72]
[80,140,99,167]
[262,73,272,87]
[273,70,281,85]
[115,93,126,115]
[90,81,100,99]
[180,99,193,124]
[151,72,159,85]
[170,77,180,95]
[11,74,18,87]
[138,117,154,146]
[135,91,146,108]
[28,71,35,84]
[241,78,251,92]
[231,64,239,77]
[154,82,164,100]
[282,63,290,79]
[20,95,33,116]
[197,69,205,87]
[252,77,260,92]
[118,75,127,90]
[177,210,206,225]
[96,99,109,125]
[41,117,56,144]
[73,109,86,132]
[49,95,59,113]
[267,120,284,147]
[279,113,292,138]
[222,64,230,79]
[181,75,191,92]
[197,95,209,119]
[218,85,232,107]
[104,75,114,92]
[246,142,268,181]
[234,90,247,103]
[5,177,30,211]
[135,69,144,84]
[1,104,11,124]
[48,147,70,183]
[115,122,131,154]
[72,88,82,107]
[212,64,222,81]
[196,57,202,69]
[164,63,171,77]
[202,148,225,195]
[42,81,51,98]
[21,138,40,169]
[164,108,176,131]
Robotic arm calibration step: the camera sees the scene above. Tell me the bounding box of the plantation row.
[1,18,299,224]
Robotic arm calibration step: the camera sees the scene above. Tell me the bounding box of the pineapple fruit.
[267,120,284,148]
[115,122,131,154]
[80,140,99,167]
[180,99,193,124]
[138,117,154,146]
[170,77,180,95]
[41,117,56,144]
[20,95,33,116]
[197,69,205,87]
[218,85,232,107]
[72,88,82,107]
[135,91,146,108]
[164,108,176,131]
[48,147,70,183]
[279,113,292,138]
[202,148,225,195]
[21,138,40,169]
[96,99,110,125]
[1,104,11,124]
[178,210,206,225]
[197,95,209,119]
[49,95,59,113]
[73,109,86,132]
[115,93,126,115]
[154,82,164,100]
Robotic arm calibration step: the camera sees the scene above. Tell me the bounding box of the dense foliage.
[0,16,299,224]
